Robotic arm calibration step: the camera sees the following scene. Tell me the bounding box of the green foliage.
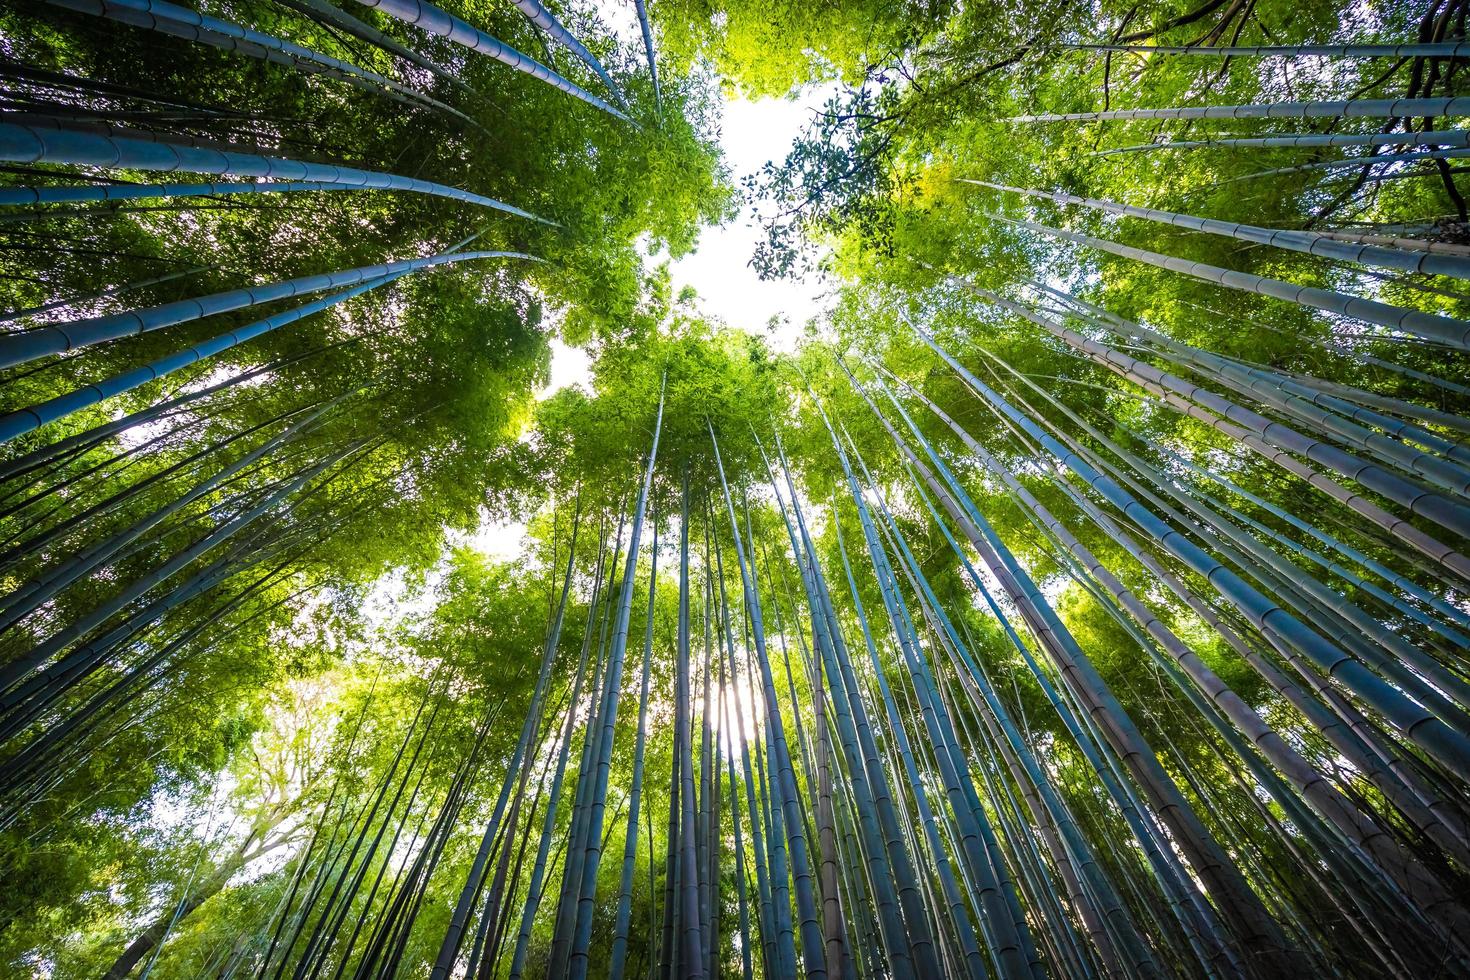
[6,0,1470,976]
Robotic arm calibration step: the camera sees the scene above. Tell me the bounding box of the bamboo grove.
[4,0,1470,976]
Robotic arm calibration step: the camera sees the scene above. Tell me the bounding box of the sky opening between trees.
[3,0,1470,976]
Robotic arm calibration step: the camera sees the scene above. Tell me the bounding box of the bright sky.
[538,336,592,398]
[538,87,834,402]
[667,90,835,346]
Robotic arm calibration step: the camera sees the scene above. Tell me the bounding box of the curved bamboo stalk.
[607,509,659,978]
[275,0,480,97]
[999,214,1470,349]
[351,0,631,120]
[44,0,482,129]
[1222,147,1470,183]
[0,179,402,207]
[995,289,1470,539]
[633,0,661,111]
[1010,96,1470,123]
[1038,41,1470,58]
[0,251,541,369]
[971,179,1470,280]
[507,0,628,106]
[1094,128,1470,156]
[0,250,537,445]
[506,531,608,980]
[0,119,556,223]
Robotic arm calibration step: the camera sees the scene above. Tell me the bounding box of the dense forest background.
[2,0,1470,976]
